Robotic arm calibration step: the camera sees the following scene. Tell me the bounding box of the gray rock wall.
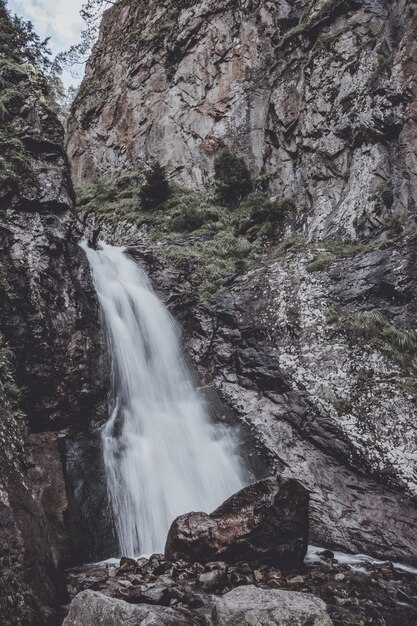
[68,0,417,239]
[0,41,108,626]
[125,240,417,566]
[66,0,417,569]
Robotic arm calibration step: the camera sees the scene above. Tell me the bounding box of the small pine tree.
[139,160,171,210]
[214,149,253,206]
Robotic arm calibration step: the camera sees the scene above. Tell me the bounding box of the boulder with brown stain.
[165,475,309,568]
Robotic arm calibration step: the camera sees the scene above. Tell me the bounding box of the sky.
[7,0,86,88]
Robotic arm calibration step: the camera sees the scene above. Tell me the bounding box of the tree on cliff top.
[214,149,253,207]
[56,0,116,70]
[0,0,67,119]
[139,161,171,211]
[0,0,51,70]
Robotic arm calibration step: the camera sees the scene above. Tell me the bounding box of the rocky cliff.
[67,0,417,567]
[68,0,417,239]
[2,0,416,622]
[0,5,109,622]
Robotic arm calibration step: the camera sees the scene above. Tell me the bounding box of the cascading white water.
[82,241,246,557]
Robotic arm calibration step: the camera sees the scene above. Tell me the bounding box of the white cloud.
[7,0,86,86]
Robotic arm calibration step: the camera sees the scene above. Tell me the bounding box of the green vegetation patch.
[77,169,297,301]
[0,1,66,208]
[368,54,393,87]
[77,172,143,224]
[327,309,417,374]
[322,237,379,257]
[306,253,334,273]
[163,231,253,301]
[273,234,308,258]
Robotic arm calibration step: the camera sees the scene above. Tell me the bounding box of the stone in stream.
[62,589,204,625]
[165,475,309,567]
[213,586,333,625]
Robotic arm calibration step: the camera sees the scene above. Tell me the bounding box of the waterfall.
[82,242,246,557]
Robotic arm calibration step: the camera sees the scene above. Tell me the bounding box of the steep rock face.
[68,0,417,239]
[121,239,417,566]
[0,392,58,626]
[0,24,108,625]
[0,90,105,431]
[68,0,417,567]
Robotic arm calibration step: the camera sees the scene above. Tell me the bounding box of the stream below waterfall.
[82,241,246,557]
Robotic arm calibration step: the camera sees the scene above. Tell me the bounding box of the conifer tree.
[214,149,253,206]
[139,161,171,210]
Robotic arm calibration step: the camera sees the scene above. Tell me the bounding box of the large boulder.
[165,475,309,568]
[62,589,204,625]
[213,586,333,625]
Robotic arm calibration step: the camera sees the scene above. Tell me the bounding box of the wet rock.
[319,550,335,560]
[212,585,333,625]
[120,557,138,568]
[0,7,106,622]
[65,552,417,626]
[170,585,206,609]
[288,576,307,586]
[62,430,117,563]
[206,561,228,573]
[228,572,251,587]
[27,431,71,566]
[139,584,171,606]
[166,475,309,568]
[63,589,204,625]
[198,569,227,593]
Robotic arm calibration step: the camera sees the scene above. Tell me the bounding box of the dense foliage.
[139,161,171,210]
[76,162,296,300]
[214,149,253,206]
[0,0,51,69]
[0,0,67,117]
[0,1,69,207]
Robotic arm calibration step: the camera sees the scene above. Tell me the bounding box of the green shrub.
[214,149,253,206]
[139,160,171,210]
[171,205,207,232]
[306,253,334,273]
[332,396,353,416]
[323,237,376,257]
[368,54,393,86]
[235,192,295,237]
[383,211,406,236]
[269,197,296,222]
[274,234,307,257]
[164,230,254,301]
[328,310,417,373]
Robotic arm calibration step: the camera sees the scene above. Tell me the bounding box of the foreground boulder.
[62,590,204,625]
[63,586,332,626]
[165,475,309,567]
[213,586,333,625]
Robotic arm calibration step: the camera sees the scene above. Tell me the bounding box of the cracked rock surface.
[68,0,417,239]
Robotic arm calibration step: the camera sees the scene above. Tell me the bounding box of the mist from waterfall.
[82,241,246,557]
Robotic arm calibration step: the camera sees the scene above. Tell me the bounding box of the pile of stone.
[63,476,417,625]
